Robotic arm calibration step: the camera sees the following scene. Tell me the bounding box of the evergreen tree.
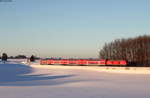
[30,55,35,62]
[2,53,8,62]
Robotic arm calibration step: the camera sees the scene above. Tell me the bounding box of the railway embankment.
[30,64,150,74]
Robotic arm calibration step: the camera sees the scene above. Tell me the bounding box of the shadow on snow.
[0,63,77,86]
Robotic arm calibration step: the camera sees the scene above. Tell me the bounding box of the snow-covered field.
[0,59,150,98]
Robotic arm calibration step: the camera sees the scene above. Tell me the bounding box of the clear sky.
[0,0,150,58]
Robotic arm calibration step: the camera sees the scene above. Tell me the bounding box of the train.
[40,59,127,66]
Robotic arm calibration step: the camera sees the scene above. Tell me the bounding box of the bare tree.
[99,35,150,66]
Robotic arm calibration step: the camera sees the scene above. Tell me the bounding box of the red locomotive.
[40,59,127,66]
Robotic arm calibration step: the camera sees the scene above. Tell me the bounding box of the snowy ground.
[0,60,150,98]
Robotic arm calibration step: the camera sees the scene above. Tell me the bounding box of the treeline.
[0,55,40,59]
[99,35,150,66]
[9,55,27,59]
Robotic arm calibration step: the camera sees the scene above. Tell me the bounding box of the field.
[0,59,150,98]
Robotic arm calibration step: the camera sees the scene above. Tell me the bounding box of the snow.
[0,59,150,98]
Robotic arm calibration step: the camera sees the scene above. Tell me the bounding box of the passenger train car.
[40,59,127,66]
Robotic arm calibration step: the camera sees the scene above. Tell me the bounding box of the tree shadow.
[0,63,78,86]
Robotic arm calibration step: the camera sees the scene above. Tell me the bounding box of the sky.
[0,0,150,58]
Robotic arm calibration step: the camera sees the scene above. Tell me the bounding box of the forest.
[99,35,150,66]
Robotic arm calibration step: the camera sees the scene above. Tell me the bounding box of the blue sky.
[0,0,150,58]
